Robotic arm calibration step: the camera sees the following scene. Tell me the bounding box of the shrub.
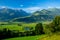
[49,16,60,33]
[35,23,44,35]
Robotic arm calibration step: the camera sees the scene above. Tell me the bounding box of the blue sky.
[0,0,60,12]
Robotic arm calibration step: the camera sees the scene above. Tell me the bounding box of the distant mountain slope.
[0,8,30,21]
[48,8,60,15]
[13,15,53,23]
[33,8,60,16]
[13,8,60,22]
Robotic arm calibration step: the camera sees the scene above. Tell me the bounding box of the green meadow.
[0,21,51,31]
[0,21,51,40]
[0,22,37,32]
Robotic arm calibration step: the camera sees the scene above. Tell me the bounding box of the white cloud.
[0,6,7,8]
[47,6,60,9]
[0,6,17,10]
[0,6,41,13]
[23,7,41,13]
[56,7,60,8]
[48,6,54,8]
[20,5,24,7]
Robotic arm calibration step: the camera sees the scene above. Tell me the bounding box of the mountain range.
[0,8,30,22]
[13,8,60,23]
[0,8,60,22]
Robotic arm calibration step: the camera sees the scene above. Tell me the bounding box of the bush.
[35,23,44,35]
[49,16,60,33]
[43,24,52,35]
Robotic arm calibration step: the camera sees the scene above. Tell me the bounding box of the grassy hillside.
[4,35,46,40]
[39,34,60,40]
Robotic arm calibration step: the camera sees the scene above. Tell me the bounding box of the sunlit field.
[0,22,37,32]
[0,21,51,31]
[39,34,60,40]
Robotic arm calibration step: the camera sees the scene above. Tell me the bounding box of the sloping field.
[39,34,60,40]
[4,35,46,40]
